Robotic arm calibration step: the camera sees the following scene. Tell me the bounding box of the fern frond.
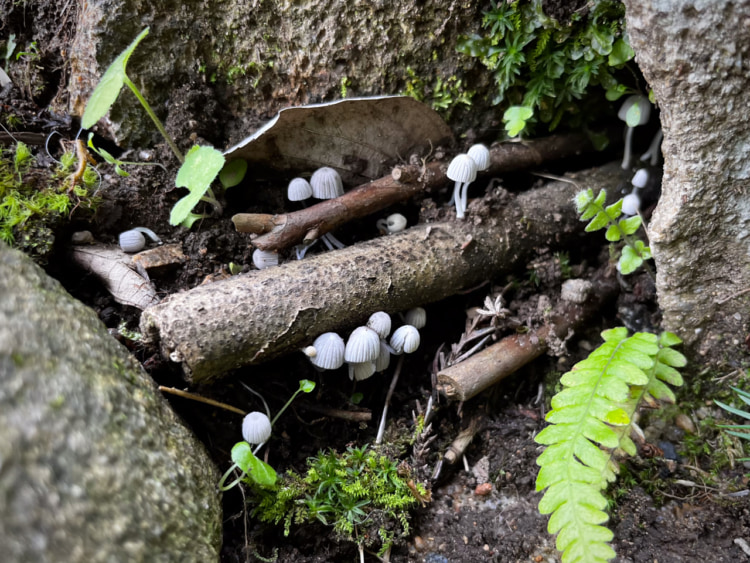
[535,328,685,562]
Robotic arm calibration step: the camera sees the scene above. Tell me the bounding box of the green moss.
[402,67,474,120]
[250,445,426,553]
[0,142,99,263]
[456,0,635,136]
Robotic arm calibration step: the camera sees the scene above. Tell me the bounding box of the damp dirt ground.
[3,11,750,563]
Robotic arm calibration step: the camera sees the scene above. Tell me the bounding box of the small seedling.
[574,188,652,275]
[715,387,750,462]
[81,27,226,227]
[503,105,533,137]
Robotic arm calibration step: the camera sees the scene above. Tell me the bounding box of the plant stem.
[123,74,184,163]
[271,388,303,426]
[375,355,405,445]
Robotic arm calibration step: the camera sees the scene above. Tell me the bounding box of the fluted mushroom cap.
[252,248,279,270]
[404,307,426,330]
[308,332,345,370]
[390,325,420,354]
[242,411,272,444]
[345,326,381,363]
[446,154,477,184]
[288,177,313,201]
[467,144,491,171]
[310,167,344,199]
[367,311,392,339]
[348,361,376,381]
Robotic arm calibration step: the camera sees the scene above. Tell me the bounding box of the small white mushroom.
[447,154,478,220]
[252,248,279,269]
[374,339,391,372]
[242,411,272,445]
[631,168,649,189]
[404,307,426,330]
[310,167,344,199]
[119,227,161,253]
[621,193,641,216]
[366,311,392,339]
[308,332,345,370]
[345,326,381,363]
[288,177,313,201]
[348,361,376,381]
[618,95,652,169]
[390,325,420,355]
[467,143,491,171]
[376,213,408,234]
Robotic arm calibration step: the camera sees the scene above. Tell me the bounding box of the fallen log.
[140,162,624,383]
[436,267,620,402]
[232,132,601,252]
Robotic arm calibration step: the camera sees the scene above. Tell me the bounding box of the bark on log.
[233,132,598,252]
[437,268,619,402]
[141,162,624,384]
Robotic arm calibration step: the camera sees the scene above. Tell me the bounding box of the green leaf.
[231,441,277,487]
[219,158,248,189]
[609,38,635,67]
[618,215,642,235]
[625,100,643,127]
[605,85,628,101]
[659,332,683,347]
[503,105,534,137]
[299,379,316,393]
[618,245,643,274]
[169,145,225,226]
[180,212,205,229]
[604,224,621,242]
[81,28,150,129]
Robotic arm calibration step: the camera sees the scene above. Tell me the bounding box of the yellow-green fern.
[535,328,686,562]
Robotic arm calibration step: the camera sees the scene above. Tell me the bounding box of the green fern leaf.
[535,328,685,563]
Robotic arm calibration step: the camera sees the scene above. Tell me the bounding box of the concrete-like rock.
[0,242,222,562]
[624,0,750,365]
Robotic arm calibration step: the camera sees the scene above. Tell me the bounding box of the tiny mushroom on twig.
[465,143,490,216]
[287,177,313,202]
[618,95,651,170]
[242,411,272,445]
[447,154,478,220]
[309,167,347,250]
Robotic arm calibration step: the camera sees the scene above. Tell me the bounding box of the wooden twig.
[232,132,598,252]
[295,402,372,422]
[436,267,620,402]
[142,162,625,383]
[158,385,246,415]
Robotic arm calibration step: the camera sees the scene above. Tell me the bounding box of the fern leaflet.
[535,327,686,562]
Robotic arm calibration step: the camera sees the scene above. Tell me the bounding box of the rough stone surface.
[624,0,750,365]
[0,243,222,562]
[63,0,490,149]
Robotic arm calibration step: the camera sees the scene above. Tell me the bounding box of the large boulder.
[0,243,222,562]
[624,0,750,365]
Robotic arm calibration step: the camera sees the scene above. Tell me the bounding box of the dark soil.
[4,7,750,563]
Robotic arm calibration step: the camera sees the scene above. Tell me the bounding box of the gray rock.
[624,0,750,365]
[0,242,221,562]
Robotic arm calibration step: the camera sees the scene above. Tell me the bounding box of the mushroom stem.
[621,126,635,169]
[453,181,464,218]
[322,232,346,250]
[640,128,663,166]
[459,181,472,219]
[375,354,405,445]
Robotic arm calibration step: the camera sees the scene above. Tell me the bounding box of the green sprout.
[81,27,226,228]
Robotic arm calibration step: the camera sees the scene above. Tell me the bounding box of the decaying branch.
[141,162,625,384]
[232,132,599,252]
[436,268,620,402]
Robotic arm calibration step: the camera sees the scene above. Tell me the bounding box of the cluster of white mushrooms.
[621,168,650,216]
[303,307,426,381]
[446,143,490,219]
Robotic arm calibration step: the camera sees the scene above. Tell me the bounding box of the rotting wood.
[437,268,619,402]
[141,162,625,384]
[232,132,599,252]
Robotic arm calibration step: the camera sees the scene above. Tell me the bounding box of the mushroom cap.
[345,326,381,363]
[242,411,272,445]
[348,361,376,381]
[446,154,477,184]
[404,307,426,330]
[367,311,392,339]
[621,193,641,216]
[617,95,651,126]
[119,230,146,253]
[310,167,344,199]
[309,332,345,370]
[374,339,391,372]
[252,248,279,270]
[390,325,420,354]
[467,144,491,171]
[288,177,313,201]
[385,213,407,233]
[631,168,649,189]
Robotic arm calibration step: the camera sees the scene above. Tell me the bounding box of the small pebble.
[424,554,449,563]
[675,413,696,434]
[475,483,492,496]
